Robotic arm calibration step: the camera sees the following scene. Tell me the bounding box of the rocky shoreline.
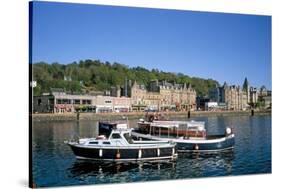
[31,110,271,122]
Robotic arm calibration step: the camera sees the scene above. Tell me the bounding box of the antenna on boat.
[122,115,129,128]
[69,120,80,142]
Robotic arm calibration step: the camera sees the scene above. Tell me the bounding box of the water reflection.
[68,161,139,177]
[67,150,234,182]
[176,149,234,177]
[67,160,177,183]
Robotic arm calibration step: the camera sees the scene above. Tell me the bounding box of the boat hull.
[131,131,235,152]
[68,144,177,161]
[176,136,235,152]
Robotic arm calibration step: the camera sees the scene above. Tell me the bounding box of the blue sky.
[31,1,272,89]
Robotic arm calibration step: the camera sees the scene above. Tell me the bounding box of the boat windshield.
[123,133,134,144]
[111,133,122,139]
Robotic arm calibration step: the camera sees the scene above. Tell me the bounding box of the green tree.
[32,59,220,96]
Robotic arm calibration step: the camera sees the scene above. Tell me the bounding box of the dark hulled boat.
[66,128,177,161]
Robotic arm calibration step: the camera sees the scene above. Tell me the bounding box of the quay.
[31,110,271,122]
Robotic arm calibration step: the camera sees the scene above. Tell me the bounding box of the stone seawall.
[31,110,271,122]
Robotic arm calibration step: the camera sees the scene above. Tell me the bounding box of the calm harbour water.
[32,115,271,187]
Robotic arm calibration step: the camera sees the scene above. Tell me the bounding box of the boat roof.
[110,128,133,134]
[150,120,205,129]
[100,121,129,129]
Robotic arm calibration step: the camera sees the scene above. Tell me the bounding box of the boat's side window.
[111,133,122,139]
[103,141,111,145]
[89,141,99,145]
[123,133,133,144]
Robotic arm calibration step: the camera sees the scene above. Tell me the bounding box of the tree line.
[32,59,219,96]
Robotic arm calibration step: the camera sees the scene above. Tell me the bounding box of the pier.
[32,110,271,122]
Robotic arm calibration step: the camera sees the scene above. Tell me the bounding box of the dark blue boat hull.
[176,136,235,152]
[69,145,176,161]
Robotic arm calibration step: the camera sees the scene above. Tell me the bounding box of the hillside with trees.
[32,59,219,97]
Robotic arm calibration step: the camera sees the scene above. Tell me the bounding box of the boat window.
[103,141,111,145]
[111,133,121,139]
[123,133,133,144]
[89,141,99,144]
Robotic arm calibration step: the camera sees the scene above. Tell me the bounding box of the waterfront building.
[33,94,55,113]
[209,77,271,110]
[129,80,196,111]
[263,96,272,109]
[258,85,272,109]
[159,81,196,111]
[242,77,260,104]
[259,85,268,97]
[33,88,95,113]
[249,87,259,104]
[205,102,218,111]
[33,88,131,113]
[209,82,248,110]
[109,79,196,111]
[196,97,210,111]
[93,95,114,113]
[130,81,147,111]
[112,96,131,112]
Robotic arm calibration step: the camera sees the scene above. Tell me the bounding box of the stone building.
[259,86,268,97]
[130,82,147,111]
[222,83,248,110]
[242,77,260,104]
[209,77,271,110]
[158,81,196,110]
[258,85,272,109]
[263,96,272,109]
[130,80,196,111]
[209,82,248,110]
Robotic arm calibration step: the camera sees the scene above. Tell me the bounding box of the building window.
[56,99,70,104]
[105,100,112,104]
[82,100,91,104]
[56,99,62,104]
[74,99,80,104]
[62,99,71,104]
[37,99,42,106]
[48,99,54,105]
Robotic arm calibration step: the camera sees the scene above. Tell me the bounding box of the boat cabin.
[138,120,207,139]
[80,129,134,147]
[99,121,129,137]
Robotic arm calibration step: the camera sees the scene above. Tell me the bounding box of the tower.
[242,77,250,103]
